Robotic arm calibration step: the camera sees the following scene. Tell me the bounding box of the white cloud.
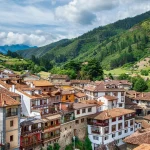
[55,0,118,24]
[0,31,63,46]
[0,0,149,46]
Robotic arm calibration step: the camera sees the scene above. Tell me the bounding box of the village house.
[98,95,118,111]
[124,128,150,150]
[48,74,69,83]
[103,79,132,90]
[58,102,97,149]
[23,74,40,81]
[20,118,43,150]
[0,93,20,150]
[84,81,125,108]
[71,80,90,89]
[31,80,56,92]
[41,114,61,148]
[75,92,87,102]
[61,89,75,102]
[87,108,141,150]
[126,91,150,115]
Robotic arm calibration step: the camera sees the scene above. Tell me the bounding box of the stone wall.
[58,116,88,150]
[59,120,75,150]
[74,116,88,140]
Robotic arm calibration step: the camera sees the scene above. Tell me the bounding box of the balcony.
[6,112,18,117]
[125,116,134,120]
[21,140,42,148]
[21,128,42,136]
[43,123,60,130]
[88,121,109,127]
[42,134,60,143]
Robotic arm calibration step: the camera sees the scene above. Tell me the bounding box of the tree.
[84,136,92,150]
[108,73,114,80]
[53,143,60,150]
[82,59,104,81]
[47,145,53,150]
[134,78,148,92]
[128,45,132,53]
[118,73,130,80]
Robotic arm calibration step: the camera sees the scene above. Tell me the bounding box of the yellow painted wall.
[6,130,19,149]
[6,117,18,131]
[61,94,75,102]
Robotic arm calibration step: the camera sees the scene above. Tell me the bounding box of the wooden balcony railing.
[21,127,42,136]
[21,140,42,148]
[42,134,60,142]
[88,121,109,127]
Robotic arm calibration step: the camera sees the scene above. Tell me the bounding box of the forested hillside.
[18,11,150,70]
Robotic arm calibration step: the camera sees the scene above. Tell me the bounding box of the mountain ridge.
[18,11,150,70]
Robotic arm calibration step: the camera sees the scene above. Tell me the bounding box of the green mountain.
[0,44,35,54]
[18,11,150,70]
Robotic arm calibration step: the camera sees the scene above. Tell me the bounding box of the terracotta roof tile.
[80,100,104,106]
[136,120,150,129]
[0,93,20,107]
[71,80,90,84]
[32,80,53,87]
[75,92,86,98]
[126,91,150,101]
[88,108,135,120]
[0,87,20,97]
[85,81,125,92]
[144,115,150,121]
[124,128,150,145]
[103,95,117,101]
[133,144,150,150]
[73,103,96,109]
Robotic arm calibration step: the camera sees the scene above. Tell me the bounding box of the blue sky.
[0,0,149,46]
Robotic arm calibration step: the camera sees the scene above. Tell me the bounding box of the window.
[77,110,80,114]
[88,108,92,112]
[119,103,122,107]
[118,116,122,120]
[82,109,86,113]
[130,128,133,131]
[112,125,116,132]
[93,136,99,140]
[121,97,124,102]
[125,121,128,127]
[112,118,116,122]
[112,134,115,138]
[121,92,124,96]
[75,120,79,124]
[130,120,133,126]
[10,120,13,127]
[10,135,13,142]
[81,118,84,123]
[118,123,122,129]
[118,131,122,135]
[113,92,118,96]
[104,136,108,140]
[125,129,128,133]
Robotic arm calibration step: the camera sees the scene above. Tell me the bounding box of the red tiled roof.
[32,80,53,87]
[133,144,150,150]
[84,81,125,92]
[0,93,20,107]
[88,108,135,120]
[75,92,86,98]
[103,95,117,101]
[124,128,150,145]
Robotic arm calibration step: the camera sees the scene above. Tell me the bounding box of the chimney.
[11,85,15,92]
[142,92,144,97]
[135,92,137,98]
